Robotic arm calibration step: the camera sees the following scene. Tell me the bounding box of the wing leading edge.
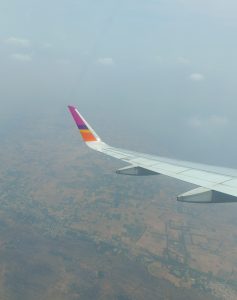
[68,105,237,203]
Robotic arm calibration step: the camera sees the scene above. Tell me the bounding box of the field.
[0,114,236,299]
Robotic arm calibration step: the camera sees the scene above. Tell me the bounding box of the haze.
[1,1,237,299]
[0,0,237,165]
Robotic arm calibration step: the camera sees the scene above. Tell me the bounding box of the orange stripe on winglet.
[80,129,97,142]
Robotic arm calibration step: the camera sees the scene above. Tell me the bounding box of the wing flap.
[68,106,237,202]
[89,142,237,198]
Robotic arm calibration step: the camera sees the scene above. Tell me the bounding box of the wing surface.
[68,106,237,203]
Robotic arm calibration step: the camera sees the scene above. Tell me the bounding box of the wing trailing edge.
[68,105,237,203]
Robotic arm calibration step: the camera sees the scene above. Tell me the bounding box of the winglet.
[68,106,101,142]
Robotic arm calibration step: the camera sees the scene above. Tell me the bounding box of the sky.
[1,0,237,166]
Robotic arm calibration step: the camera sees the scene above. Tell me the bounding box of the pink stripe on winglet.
[68,106,85,127]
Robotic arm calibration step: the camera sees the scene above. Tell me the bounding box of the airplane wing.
[68,105,237,203]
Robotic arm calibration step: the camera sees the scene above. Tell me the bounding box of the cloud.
[11,53,32,62]
[97,57,115,66]
[190,73,204,81]
[177,56,190,64]
[4,37,31,48]
[188,115,229,130]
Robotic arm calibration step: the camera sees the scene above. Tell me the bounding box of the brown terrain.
[0,113,236,299]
